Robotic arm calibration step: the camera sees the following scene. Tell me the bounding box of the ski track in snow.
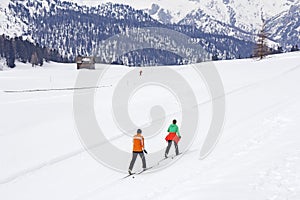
[1,62,299,186]
[3,85,112,93]
[1,53,300,200]
[0,133,128,185]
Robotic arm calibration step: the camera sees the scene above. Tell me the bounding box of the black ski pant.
[129,152,146,171]
[165,140,179,156]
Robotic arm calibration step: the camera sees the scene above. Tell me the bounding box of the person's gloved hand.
[143,149,148,154]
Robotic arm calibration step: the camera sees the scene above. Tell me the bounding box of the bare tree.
[31,52,38,67]
[253,21,269,59]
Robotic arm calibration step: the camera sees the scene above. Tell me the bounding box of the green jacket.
[167,124,181,137]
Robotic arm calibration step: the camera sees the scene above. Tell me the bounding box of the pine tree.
[15,37,28,63]
[6,39,16,68]
[0,35,5,58]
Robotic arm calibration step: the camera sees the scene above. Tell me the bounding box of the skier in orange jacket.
[128,129,147,174]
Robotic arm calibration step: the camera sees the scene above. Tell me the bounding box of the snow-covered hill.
[1,0,300,42]
[180,0,299,31]
[0,52,300,199]
[266,4,300,47]
[72,0,198,24]
[72,0,300,35]
[0,0,27,37]
[72,0,299,25]
[0,0,299,65]
[2,0,256,64]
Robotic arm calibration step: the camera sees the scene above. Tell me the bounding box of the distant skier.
[139,70,143,76]
[165,119,181,158]
[128,129,147,175]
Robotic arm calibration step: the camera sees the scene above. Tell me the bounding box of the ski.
[122,173,136,179]
[163,152,182,160]
[122,152,185,179]
[122,168,148,179]
[171,152,182,159]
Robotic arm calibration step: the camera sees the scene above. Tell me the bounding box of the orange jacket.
[132,134,144,152]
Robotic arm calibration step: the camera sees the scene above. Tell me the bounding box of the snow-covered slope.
[0,0,299,59]
[266,4,300,47]
[1,52,300,199]
[72,0,300,32]
[1,0,300,40]
[69,0,300,46]
[72,0,198,24]
[72,0,299,25]
[179,0,300,38]
[0,0,27,37]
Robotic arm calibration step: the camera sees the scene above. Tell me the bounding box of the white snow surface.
[1,52,300,199]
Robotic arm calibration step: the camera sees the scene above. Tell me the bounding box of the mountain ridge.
[0,0,299,66]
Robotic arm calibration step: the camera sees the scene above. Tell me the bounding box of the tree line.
[0,35,67,68]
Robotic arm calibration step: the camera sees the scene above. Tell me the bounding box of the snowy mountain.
[0,0,299,66]
[1,52,300,199]
[179,0,298,31]
[0,0,27,37]
[266,4,300,47]
[72,0,300,37]
[72,0,198,24]
[0,0,256,65]
[178,0,300,45]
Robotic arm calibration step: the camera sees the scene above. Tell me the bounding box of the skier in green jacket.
[165,119,181,158]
